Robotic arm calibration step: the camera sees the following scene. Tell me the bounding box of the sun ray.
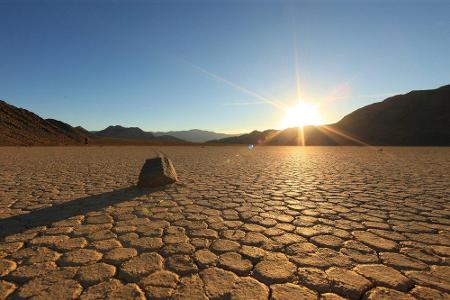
[320,125,375,148]
[186,61,284,110]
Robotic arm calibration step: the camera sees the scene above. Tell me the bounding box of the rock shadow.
[0,185,165,240]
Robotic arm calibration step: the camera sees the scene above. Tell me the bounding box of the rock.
[17,276,83,299]
[80,279,145,300]
[8,262,57,283]
[59,249,103,266]
[119,252,163,282]
[75,263,116,285]
[211,239,240,253]
[165,254,198,275]
[411,286,450,300]
[363,287,415,300]
[218,252,253,275]
[230,277,269,300]
[137,155,177,188]
[326,267,372,300]
[11,247,61,264]
[140,270,179,299]
[352,231,398,251]
[0,280,16,299]
[406,266,450,292]
[194,249,218,268]
[104,248,138,265]
[270,283,317,300]
[0,259,16,276]
[297,267,331,293]
[354,264,413,291]
[253,253,296,284]
[173,274,207,300]
[380,252,428,270]
[200,267,238,299]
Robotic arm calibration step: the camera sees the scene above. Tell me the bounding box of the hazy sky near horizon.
[1,0,449,133]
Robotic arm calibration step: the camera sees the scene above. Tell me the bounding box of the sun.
[279,101,321,129]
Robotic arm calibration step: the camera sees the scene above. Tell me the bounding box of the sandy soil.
[0,146,449,299]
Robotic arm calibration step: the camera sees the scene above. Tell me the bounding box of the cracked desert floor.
[0,146,449,300]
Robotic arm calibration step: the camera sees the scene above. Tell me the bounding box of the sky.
[1,0,449,133]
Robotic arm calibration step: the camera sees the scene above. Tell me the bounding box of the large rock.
[137,155,178,188]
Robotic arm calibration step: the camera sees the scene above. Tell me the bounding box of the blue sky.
[1,0,449,133]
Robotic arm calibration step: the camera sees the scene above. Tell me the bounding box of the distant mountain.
[153,129,239,143]
[94,125,184,142]
[208,130,277,145]
[94,125,155,140]
[0,102,185,146]
[208,127,352,146]
[210,85,450,146]
[0,100,87,145]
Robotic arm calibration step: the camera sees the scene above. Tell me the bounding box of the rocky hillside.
[0,100,87,146]
[210,85,450,146]
[334,85,450,146]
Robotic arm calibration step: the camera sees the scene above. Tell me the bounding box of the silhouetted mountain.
[210,85,450,146]
[74,126,91,136]
[208,130,277,144]
[0,100,87,145]
[153,129,239,143]
[0,101,185,146]
[94,125,155,140]
[94,125,185,142]
[333,85,450,145]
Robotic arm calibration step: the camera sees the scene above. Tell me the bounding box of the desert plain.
[0,146,449,299]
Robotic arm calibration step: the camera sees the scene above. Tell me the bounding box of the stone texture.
[363,287,415,300]
[218,252,253,275]
[270,283,317,300]
[104,247,138,265]
[0,259,16,276]
[352,231,398,251]
[406,266,450,292]
[16,276,83,299]
[119,252,163,282]
[75,262,116,285]
[254,253,296,284]
[354,264,413,291]
[165,254,198,275]
[80,279,145,300]
[200,267,238,299]
[230,277,269,300]
[326,267,372,300]
[297,267,331,293]
[137,155,178,188]
[194,249,218,268]
[0,280,16,299]
[140,270,179,299]
[410,286,450,300]
[0,146,449,297]
[59,249,102,266]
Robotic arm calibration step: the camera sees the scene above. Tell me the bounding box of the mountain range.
[209,85,450,146]
[153,130,238,143]
[93,126,237,143]
[1,84,449,146]
[0,100,87,146]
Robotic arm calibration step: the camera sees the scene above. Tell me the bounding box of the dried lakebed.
[0,146,449,299]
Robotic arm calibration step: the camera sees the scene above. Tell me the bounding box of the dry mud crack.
[0,146,449,299]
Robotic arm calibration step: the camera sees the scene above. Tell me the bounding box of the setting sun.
[279,101,321,129]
